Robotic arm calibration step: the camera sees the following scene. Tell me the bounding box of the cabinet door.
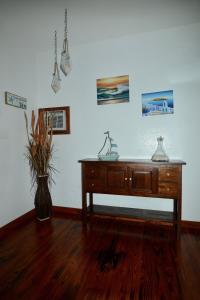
[106,166,128,195]
[128,166,158,195]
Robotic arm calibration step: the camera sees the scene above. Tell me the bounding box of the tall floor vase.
[34,175,52,221]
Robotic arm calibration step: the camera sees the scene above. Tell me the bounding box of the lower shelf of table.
[87,204,176,226]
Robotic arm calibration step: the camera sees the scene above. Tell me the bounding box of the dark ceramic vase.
[34,175,52,221]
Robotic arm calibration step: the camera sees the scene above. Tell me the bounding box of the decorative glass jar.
[151,136,169,162]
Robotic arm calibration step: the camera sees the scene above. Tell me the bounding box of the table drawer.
[85,165,105,179]
[85,178,105,192]
[158,182,178,197]
[159,167,178,182]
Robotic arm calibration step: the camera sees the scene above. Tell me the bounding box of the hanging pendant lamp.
[60,9,71,76]
[51,31,61,93]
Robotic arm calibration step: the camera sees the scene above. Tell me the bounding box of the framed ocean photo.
[142,90,174,117]
[97,75,129,105]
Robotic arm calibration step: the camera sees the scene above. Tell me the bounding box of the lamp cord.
[54,30,58,64]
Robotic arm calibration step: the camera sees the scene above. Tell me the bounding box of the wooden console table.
[79,159,186,227]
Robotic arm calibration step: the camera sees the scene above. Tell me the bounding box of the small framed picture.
[142,90,174,117]
[38,106,70,135]
[97,75,129,105]
[5,92,27,110]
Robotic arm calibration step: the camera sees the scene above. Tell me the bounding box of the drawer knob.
[166,172,170,176]
[125,177,128,181]
[167,187,170,191]
[91,183,94,187]
[129,178,132,181]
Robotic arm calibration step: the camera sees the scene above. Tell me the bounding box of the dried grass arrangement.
[24,111,55,187]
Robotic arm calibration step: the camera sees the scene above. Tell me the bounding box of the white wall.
[37,22,200,221]
[0,6,37,227]
[1,0,200,226]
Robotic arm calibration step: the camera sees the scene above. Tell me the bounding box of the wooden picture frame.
[38,106,70,135]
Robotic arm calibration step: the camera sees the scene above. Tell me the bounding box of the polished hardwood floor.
[0,216,200,300]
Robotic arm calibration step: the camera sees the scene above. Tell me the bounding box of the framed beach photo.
[97,75,129,105]
[39,106,70,135]
[142,90,174,117]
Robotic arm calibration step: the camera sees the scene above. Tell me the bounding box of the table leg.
[89,193,93,213]
[177,197,182,237]
[82,192,87,222]
[173,199,177,220]
[174,197,181,238]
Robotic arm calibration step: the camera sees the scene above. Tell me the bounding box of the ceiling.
[1,0,200,53]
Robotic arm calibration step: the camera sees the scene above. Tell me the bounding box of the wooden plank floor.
[0,216,200,300]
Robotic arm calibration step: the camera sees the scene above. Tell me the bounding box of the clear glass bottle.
[151,136,169,162]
